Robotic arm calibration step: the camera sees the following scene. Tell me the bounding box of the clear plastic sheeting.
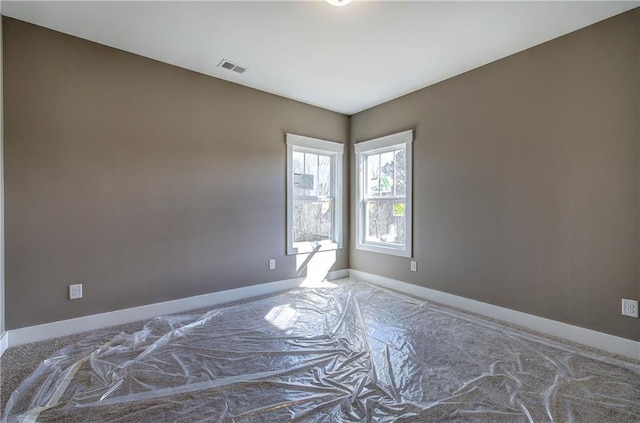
[3,281,640,422]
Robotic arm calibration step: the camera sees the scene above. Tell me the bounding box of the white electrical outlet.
[621,299,638,318]
[269,259,276,270]
[410,261,417,272]
[69,284,83,300]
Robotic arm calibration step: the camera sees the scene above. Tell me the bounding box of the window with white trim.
[287,134,343,255]
[355,130,413,257]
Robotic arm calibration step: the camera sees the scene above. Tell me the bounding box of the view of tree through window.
[292,151,333,244]
[364,148,406,245]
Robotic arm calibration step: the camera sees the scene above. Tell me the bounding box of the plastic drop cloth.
[2,281,639,422]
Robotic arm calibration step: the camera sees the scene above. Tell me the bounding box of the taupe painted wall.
[4,9,640,341]
[351,9,640,341]
[3,18,349,329]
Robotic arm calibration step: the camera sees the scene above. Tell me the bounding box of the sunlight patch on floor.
[296,250,338,287]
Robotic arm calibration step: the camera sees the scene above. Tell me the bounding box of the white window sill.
[355,242,411,258]
[288,241,340,255]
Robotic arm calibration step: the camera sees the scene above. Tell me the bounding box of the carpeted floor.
[0,286,302,416]
[0,321,145,414]
[2,280,639,422]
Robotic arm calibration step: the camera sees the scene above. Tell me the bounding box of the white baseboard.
[327,269,349,280]
[0,331,8,357]
[350,269,640,360]
[5,270,348,349]
[5,268,636,361]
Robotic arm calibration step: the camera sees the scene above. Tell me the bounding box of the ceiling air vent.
[218,59,248,75]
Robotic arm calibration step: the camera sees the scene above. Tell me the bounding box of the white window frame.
[355,129,413,257]
[286,133,344,255]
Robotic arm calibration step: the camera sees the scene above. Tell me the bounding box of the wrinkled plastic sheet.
[2,281,639,422]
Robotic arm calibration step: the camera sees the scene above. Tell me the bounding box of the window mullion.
[366,196,406,202]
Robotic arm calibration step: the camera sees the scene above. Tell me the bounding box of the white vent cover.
[217,59,247,74]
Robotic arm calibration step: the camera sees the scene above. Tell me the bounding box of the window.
[287,134,343,255]
[355,130,413,257]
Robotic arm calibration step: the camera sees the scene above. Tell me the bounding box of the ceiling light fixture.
[327,0,352,7]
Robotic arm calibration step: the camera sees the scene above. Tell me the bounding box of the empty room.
[0,1,639,421]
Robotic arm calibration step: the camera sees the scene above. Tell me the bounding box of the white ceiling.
[3,1,639,115]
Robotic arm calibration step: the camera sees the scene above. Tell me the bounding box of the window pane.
[293,199,333,243]
[304,153,318,197]
[379,151,394,197]
[395,148,406,196]
[318,155,331,197]
[367,153,381,198]
[293,151,304,174]
[293,151,307,197]
[365,200,406,245]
